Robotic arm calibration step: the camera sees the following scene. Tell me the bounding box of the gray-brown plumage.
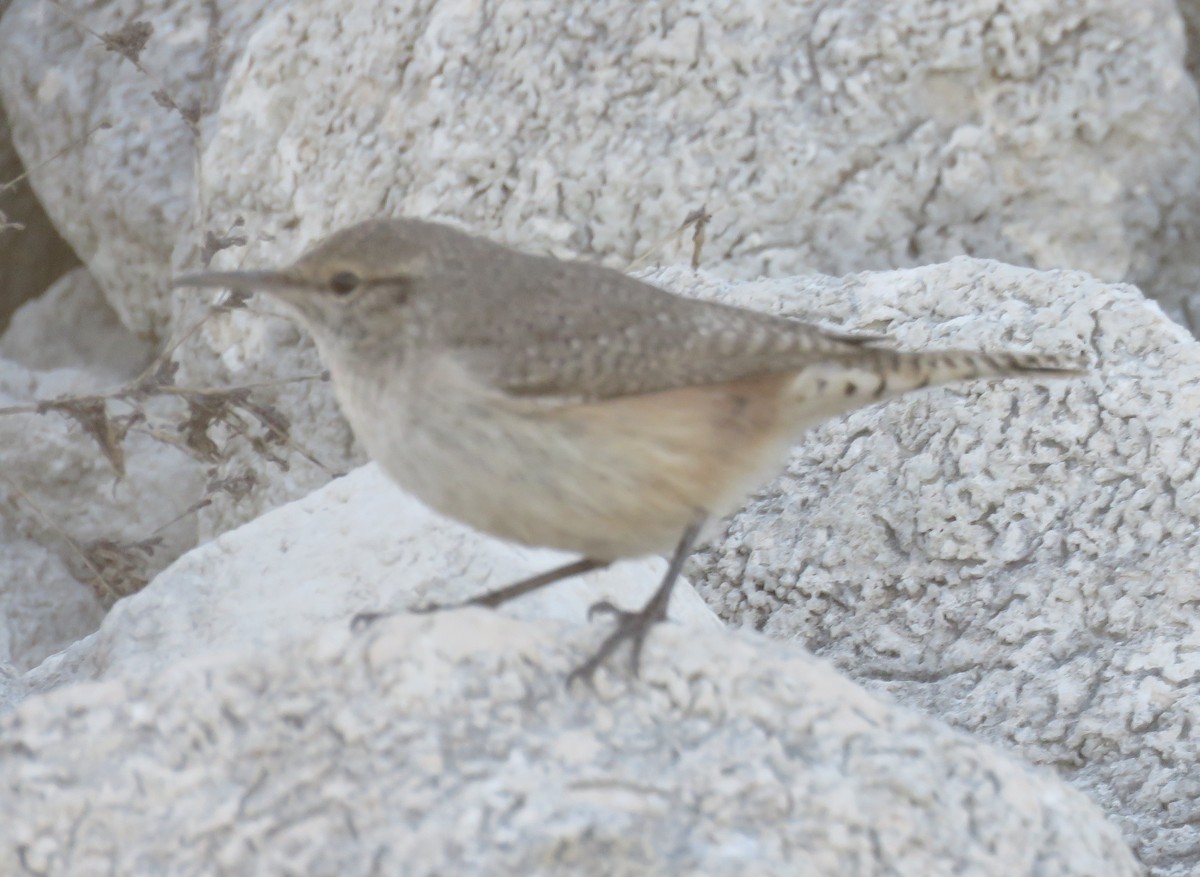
[274,220,1074,403]
[175,217,1083,683]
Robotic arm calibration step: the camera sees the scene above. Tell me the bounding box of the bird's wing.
[445,255,880,403]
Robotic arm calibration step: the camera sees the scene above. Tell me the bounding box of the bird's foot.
[567,599,668,687]
[349,610,390,632]
[355,559,609,630]
[350,598,455,632]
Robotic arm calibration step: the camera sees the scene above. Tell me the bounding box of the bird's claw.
[567,600,666,688]
[349,611,387,632]
[350,598,453,631]
[585,599,620,621]
[409,602,444,615]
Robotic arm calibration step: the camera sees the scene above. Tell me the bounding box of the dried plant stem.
[626,204,715,272]
[0,374,327,419]
[0,119,113,196]
[0,470,121,603]
[43,0,199,135]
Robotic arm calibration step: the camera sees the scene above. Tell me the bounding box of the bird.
[175,217,1083,684]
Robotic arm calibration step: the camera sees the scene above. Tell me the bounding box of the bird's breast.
[326,354,800,561]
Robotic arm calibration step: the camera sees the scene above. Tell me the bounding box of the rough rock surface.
[191,0,1200,315]
[0,610,1142,877]
[0,267,153,379]
[4,0,1194,336]
[0,533,100,677]
[19,463,720,701]
[0,0,278,338]
[680,258,1200,876]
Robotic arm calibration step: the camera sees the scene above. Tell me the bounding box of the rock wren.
[175,218,1082,683]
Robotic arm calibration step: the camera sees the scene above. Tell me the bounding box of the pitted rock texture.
[192,0,1200,316]
[0,267,152,378]
[0,0,279,338]
[0,611,1142,877]
[679,257,1199,876]
[3,0,1195,334]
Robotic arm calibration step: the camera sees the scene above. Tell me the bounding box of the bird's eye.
[328,271,360,296]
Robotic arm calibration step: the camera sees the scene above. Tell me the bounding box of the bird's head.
[173,218,463,351]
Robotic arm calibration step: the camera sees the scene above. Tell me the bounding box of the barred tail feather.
[883,349,1086,394]
[783,348,1085,432]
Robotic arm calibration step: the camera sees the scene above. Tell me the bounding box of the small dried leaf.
[247,433,290,471]
[205,468,259,503]
[38,398,128,477]
[201,228,249,266]
[223,392,295,470]
[110,410,142,447]
[101,20,154,64]
[151,89,177,111]
[153,358,179,389]
[687,204,711,271]
[130,358,178,399]
[214,290,251,311]
[239,398,291,443]
[181,99,203,126]
[178,393,229,462]
[80,537,162,604]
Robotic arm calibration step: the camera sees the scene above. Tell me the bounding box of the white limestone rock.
[681,257,1199,876]
[0,661,18,717]
[0,533,100,675]
[0,610,1141,876]
[0,267,153,380]
[3,0,1194,337]
[190,0,1199,317]
[19,463,720,700]
[0,0,280,338]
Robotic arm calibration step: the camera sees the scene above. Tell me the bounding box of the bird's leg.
[350,557,609,630]
[465,558,610,607]
[567,515,706,687]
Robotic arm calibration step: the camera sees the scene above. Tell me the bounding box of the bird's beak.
[172,270,296,292]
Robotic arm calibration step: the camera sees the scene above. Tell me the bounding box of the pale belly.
[329,356,796,561]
